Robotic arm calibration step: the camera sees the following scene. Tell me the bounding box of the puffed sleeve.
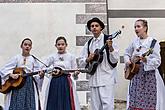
[143,41,161,71]
[109,41,119,63]
[0,55,18,84]
[70,54,77,69]
[78,42,89,68]
[124,42,134,63]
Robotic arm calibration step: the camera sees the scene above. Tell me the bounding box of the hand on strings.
[106,40,114,52]
[124,60,132,72]
[72,70,80,80]
[39,70,45,79]
[86,53,95,63]
[9,73,19,79]
[52,69,61,76]
[132,56,140,63]
[74,70,80,75]
[140,56,147,63]
[126,60,132,65]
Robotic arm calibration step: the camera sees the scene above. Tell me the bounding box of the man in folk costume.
[78,17,119,110]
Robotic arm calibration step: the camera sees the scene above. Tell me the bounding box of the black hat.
[87,17,105,31]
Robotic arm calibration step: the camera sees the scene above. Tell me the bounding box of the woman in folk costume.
[0,38,43,110]
[124,19,165,110]
[41,36,80,110]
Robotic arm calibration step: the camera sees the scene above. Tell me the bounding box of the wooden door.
[159,41,165,84]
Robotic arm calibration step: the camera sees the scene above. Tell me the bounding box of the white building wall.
[109,0,165,9]
[0,3,86,107]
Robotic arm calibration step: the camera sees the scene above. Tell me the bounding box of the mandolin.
[124,48,153,80]
[86,30,121,75]
[51,67,89,77]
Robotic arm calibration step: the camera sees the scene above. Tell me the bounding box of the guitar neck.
[61,69,88,73]
[131,49,153,63]
[142,48,153,57]
[99,30,121,52]
[99,43,108,52]
[22,70,47,77]
[108,30,121,39]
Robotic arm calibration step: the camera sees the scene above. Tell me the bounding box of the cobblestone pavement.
[114,100,127,110]
[81,99,127,110]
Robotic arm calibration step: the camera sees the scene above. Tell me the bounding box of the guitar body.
[86,49,104,75]
[86,61,99,75]
[51,67,64,78]
[92,49,104,64]
[0,68,26,94]
[124,63,140,80]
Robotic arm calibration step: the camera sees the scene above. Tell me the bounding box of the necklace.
[59,57,64,61]
[58,52,66,61]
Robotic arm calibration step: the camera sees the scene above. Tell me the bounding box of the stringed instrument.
[51,67,89,77]
[0,66,88,94]
[0,67,48,94]
[124,48,153,80]
[86,30,121,75]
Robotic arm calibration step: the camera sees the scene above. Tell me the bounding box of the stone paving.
[114,100,127,110]
[81,99,127,110]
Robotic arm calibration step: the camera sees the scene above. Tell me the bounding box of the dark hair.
[21,38,32,47]
[55,36,67,45]
[136,19,148,32]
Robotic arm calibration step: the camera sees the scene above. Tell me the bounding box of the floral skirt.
[128,64,157,110]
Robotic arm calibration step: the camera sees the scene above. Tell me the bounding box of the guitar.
[86,30,121,75]
[0,67,52,94]
[124,48,153,80]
